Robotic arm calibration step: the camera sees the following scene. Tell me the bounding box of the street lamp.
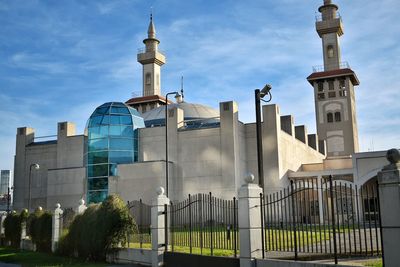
[28,163,40,211]
[6,186,14,214]
[165,91,181,197]
[255,84,272,190]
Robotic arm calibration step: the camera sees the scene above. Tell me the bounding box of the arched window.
[327,112,334,123]
[145,73,151,85]
[335,112,341,122]
[327,45,334,58]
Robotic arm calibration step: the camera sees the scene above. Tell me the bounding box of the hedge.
[58,195,137,261]
[28,208,52,252]
[4,209,28,248]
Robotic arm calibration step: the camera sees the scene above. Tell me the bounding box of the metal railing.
[137,48,165,54]
[259,176,382,263]
[312,61,350,73]
[167,193,239,257]
[315,13,342,22]
[127,199,151,249]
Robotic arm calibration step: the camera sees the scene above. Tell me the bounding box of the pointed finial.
[147,7,156,38]
[181,76,184,100]
[150,6,153,21]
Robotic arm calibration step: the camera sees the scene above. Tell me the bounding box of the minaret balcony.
[312,61,349,73]
[137,49,166,65]
[316,16,344,37]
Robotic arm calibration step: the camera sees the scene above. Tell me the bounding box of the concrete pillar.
[76,199,87,214]
[51,203,63,252]
[151,187,170,267]
[280,115,294,136]
[0,213,6,236]
[308,134,319,151]
[318,140,327,156]
[377,149,400,267]
[239,174,263,267]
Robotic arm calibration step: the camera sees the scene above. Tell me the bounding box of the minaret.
[137,14,166,97]
[307,0,360,157]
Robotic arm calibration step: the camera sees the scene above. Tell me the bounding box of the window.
[145,73,151,85]
[328,80,334,90]
[327,113,334,123]
[318,93,325,100]
[339,90,347,97]
[317,82,324,92]
[327,45,334,58]
[339,79,346,89]
[328,92,336,98]
[142,105,147,113]
[335,112,341,122]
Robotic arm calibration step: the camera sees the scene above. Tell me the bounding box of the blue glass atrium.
[85,102,145,203]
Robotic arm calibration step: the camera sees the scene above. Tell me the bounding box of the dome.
[142,101,220,128]
[85,102,144,204]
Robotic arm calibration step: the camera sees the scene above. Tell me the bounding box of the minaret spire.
[137,13,166,98]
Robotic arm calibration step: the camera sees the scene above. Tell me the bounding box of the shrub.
[28,209,52,252]
[4,209,28,248]
[58,195,137,261]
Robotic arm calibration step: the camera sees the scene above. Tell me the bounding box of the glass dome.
[85,102,145,203]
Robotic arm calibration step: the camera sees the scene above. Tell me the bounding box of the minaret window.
[328,80,334,90]
[327,112,334,123]
[339,79,346,89]
[327,45,334,58]
[145,73,151,85]
[317,82,324,92]
[335,112,341,122]
[318,93,325,100]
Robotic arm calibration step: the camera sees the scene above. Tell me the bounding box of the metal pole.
[290,180,298,260]
[329,175,338,265]
[255,89,264,190]
[165,94,169,197]
[375,181,385,267]
[28,165,33,212]
[6,187,10,213]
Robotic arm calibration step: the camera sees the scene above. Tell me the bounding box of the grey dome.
[142,101,220,128]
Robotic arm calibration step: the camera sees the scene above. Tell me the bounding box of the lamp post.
[255,84,272,190]
[165,91,181,197]
[28,163,40,212]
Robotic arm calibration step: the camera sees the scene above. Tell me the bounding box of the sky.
[0,0,399,171]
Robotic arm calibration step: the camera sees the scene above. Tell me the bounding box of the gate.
[260,175,383,263]
[127,199,151,249]
[164,193,239,267]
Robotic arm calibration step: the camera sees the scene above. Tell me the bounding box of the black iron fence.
[260,176,382,263]
[127,199,151,249]
[167,193,239,257]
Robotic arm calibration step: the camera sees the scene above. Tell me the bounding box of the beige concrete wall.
[47,167,85,209]
[353,151,387,186]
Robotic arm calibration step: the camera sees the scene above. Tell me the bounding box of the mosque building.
[12,0,387,211]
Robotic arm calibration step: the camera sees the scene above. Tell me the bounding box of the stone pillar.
[239,174,263,267]
[151,187,170,267]
[0,213,6,236]
[77,199,87,214]
[51,203,63,252]
[377,149,400,267]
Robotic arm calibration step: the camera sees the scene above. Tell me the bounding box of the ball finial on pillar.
[386,149,400,164]
[156,186,165,196]
[245,173,255,184]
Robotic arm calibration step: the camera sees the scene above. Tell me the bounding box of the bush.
[4,209,28,248]
[28,209,52,252]
[58,195,137,261]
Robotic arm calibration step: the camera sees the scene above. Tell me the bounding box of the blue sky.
[0,0,399,171]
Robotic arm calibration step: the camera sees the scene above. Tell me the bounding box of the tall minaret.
[137,14,166,97]
[307,0,360,157]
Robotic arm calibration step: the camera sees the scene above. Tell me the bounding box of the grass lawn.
[0,247,107,267]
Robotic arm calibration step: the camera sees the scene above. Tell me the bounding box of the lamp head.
[33,163,40,170]
[260,84,272,98]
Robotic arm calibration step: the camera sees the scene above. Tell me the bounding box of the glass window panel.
[109,138,133,150]
[120,115,132,125]
[109,164,118,176]
[101,115,110,125]
[88,127,100,139]
[109,151,133,164]
[109,125,121,136]
[109,115,120,124]
[118,107,130,114]
[87,164,108,177]
[89,116,102,127]
[95,107,109,115]
[88,177,108,190]
[88,190,108,204]
[99,126,109,136]
[88,138,108,152]
[88,151,108,164]
[120,125,134,137]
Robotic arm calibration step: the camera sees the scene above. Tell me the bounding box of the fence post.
[239,173,263,267]
[51,203,63,252]
[377,149,400,267]
[151,186,170,267]
[290,180,298,261]
[328,175,338,265]
[0,212,6,237]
